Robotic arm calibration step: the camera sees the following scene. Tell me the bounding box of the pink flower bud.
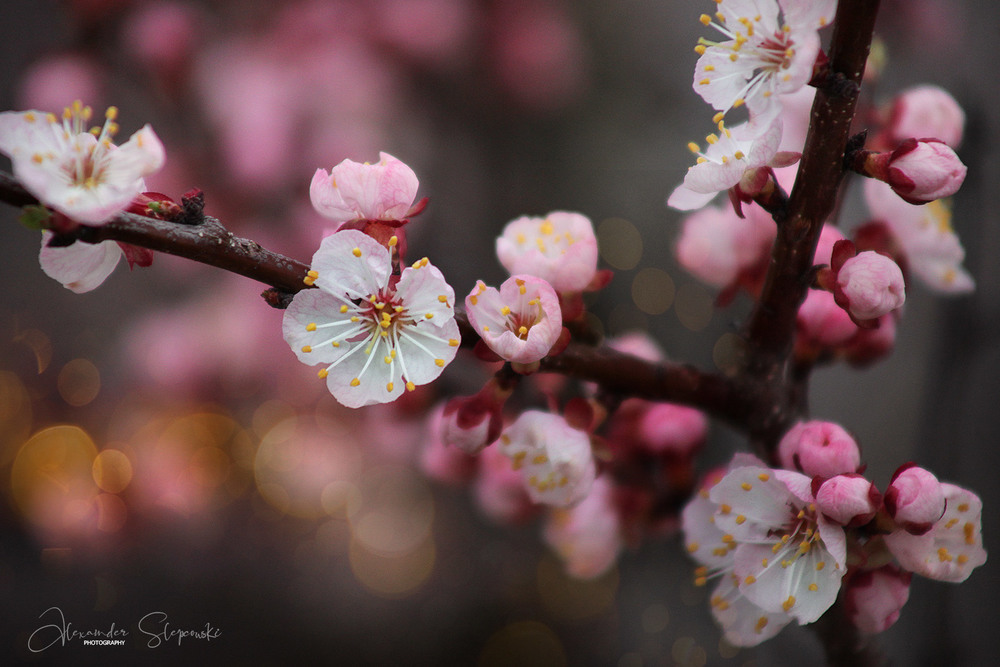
[888,85,964,148]
[778,420,861,478]
[421,404,479,485]
[796,290,858,349]
[871,139,967,203]
[637,403,708,457]
[675,204,774,288]
[884,464,945,535]
[543,475,622,579]
[814,474,881,527]
[835,251,905,322]
[844,565,912,635]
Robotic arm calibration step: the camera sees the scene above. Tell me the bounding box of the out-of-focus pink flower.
[692,0,836,121]
[282,231,459,408]
[375,0,475,66]
[843,312,898,367]
[637,403,707,457]
[123,1,201,78]
[675,203,775,288]
[796,290,858,350]
[544,475,622,580]
[499,410,596,507]
[438,378,511,455]
[667,117,786,211]
[465,275,562,365]
[491,1,587,111]
[473,443,537,524]
[310,152,421,226]
[18,54,104,112]
[814,474,881,527]
[607,331,666,363]
[834,250,906,323]
[844,565,912,635]
[777,420,861,478]
[884,464,945,535]
[864,139,967,204]
[884,482,987,582]
[0,103,164,224]
[864,179,974,293]
[421,403,479,485]
[813,224,847,266]
[887,85,964,149]
[495,212,598,293]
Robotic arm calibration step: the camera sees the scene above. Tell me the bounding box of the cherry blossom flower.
[843,565,912,635]
[439,378,511,455]
[544,475,623,580]
[495,211,598,293]
[282,230,459,408]
[675,202,775,288]
[465,275,562,364]
[473,443,537,524]
[420,403,479,485]
[667,117,786,210]
[309,152,422,227]
[886,85,965,149]
[692,0,837,121]
[499,410,596,507]
[637,403,708,457]
[777,420,861,478]
[884,483,987,583]
[682,466,793,646]
[864,179,974,293]
[710,465,848,625]
[0,101,164,224]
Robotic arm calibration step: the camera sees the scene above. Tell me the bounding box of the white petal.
[38,234,122,293]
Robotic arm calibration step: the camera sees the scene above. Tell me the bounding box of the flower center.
[44,101,121,189]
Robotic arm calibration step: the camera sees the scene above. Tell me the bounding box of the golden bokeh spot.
[597,217,643,270]
[479,621,567,667]
[672,636,708,667]
[713,332,747,375]
[0,370,33,467]
[641,602,670,633]
[631,268,676,315]
[57,358,100,407]
[675,283,714,331]
[536,554,618,621]
[11,425,99,515]
[348,534,435,599]
[92,449,133,494]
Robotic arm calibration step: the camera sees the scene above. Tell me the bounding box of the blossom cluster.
[683,422,986,646]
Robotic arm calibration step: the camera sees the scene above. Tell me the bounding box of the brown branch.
[1,170,757,426]
[741,0,882,447]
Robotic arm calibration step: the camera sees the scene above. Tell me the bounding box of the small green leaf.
[19,205,51,230]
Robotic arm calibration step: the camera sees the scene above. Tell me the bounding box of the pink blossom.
[543,475,623,580]
[888,85,964,148]
[884,464,945,535]
[814,474,881,527]
[310,152,421,226]
[495,212,598,293]
[0,103,164,224]
[637,403,708,457]
[675,203,775,288]
[499,411,596,507]
[884,483,987,582]
[880,139,967,203]
[709,465,848,625]
[835,250,906,322]
[123,1,201,77]
[282,231,459,408]
[692,0,837,121]
[473,444,537,524]
[796,290,858,349]
[18,54,104,112]
[813,224,847,266]
[864,179,974,293]
[465,275,562,365]
[667,117,785,210]
[844,566,912,635]
[777,421,861,478]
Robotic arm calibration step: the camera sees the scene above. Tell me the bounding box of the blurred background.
[1,0,998,664]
